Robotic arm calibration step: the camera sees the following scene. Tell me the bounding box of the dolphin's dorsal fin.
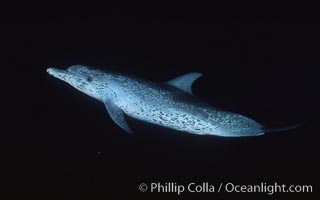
[166,72,202,95]
[103,100,134,134]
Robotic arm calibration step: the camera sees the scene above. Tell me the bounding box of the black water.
[1,15,319,199]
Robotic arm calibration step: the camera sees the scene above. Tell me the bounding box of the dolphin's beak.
[47,68,74,82]
[47,68,66,75]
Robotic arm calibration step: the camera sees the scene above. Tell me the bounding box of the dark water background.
[1,15,319,199]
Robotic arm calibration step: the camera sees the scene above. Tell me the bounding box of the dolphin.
[47,65,302,137]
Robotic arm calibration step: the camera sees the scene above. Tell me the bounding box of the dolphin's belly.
[117,94,215,135]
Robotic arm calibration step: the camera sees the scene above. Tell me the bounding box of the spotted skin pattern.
[47,65,265,137]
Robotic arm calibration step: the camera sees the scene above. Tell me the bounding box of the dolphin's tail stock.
[263,121,305,134]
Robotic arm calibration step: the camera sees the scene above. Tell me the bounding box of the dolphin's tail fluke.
[263,121,305,133]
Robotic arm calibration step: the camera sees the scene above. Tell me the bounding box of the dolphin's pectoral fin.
[166,72,202,95]
[103,100,134,134]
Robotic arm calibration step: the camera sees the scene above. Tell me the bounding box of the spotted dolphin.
[47,65,301,137]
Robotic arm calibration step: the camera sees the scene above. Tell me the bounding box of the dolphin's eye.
[86,76,93,82]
